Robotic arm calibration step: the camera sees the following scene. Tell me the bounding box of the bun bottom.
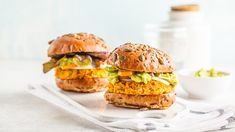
[104,91,176,110]
[56,78,108,93]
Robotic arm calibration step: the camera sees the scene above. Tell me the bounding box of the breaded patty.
[55,68,107,79]
[108,80,174,95]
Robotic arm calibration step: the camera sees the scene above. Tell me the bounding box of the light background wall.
[0,0,235,64]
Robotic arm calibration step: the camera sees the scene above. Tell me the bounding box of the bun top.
[107,43,175,73]
[47,33,109,57]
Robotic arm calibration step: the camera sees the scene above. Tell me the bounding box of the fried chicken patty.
[55,68,107,79]
[108,80,174,95]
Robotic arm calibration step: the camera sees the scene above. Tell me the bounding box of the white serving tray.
[43,83,186,120]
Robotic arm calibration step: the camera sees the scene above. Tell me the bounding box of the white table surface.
[0,60,235,132]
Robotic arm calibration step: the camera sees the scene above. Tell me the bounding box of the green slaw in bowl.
[194,68,229,77]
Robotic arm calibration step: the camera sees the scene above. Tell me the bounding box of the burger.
[43,33,109,92]
[105,43,178,109]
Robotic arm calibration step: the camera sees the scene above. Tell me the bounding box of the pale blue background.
[0,0,235,64]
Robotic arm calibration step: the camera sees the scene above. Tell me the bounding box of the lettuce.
[43,58,58,73]
[43,55,93,73]
[157,73,178,86]
[105,66,178,85]
[108,72,119,84]
[105,66,119,84]
[130,72,177,85]
[131,72,151,84]
[58,55,92,68]
[105,66,118,72]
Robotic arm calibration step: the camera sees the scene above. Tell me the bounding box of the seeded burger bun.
[56,78,108,93]
[105,91,176,109]
[107,43,175,72]
[105,43,177,109]
[44,33,109,93]
[48,33,108,56]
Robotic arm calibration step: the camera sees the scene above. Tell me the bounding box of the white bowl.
[178,69,232,99]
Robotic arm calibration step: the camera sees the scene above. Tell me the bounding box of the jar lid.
[171,4,200,12]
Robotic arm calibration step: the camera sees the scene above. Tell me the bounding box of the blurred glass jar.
[144,24,158,48]
[159,4,211,69]
[159,27,188,69]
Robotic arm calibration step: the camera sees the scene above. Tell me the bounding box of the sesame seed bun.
[56,78,108,93]
[104,91,176,109]
[48,33,109,57]
[107,43,175,73]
